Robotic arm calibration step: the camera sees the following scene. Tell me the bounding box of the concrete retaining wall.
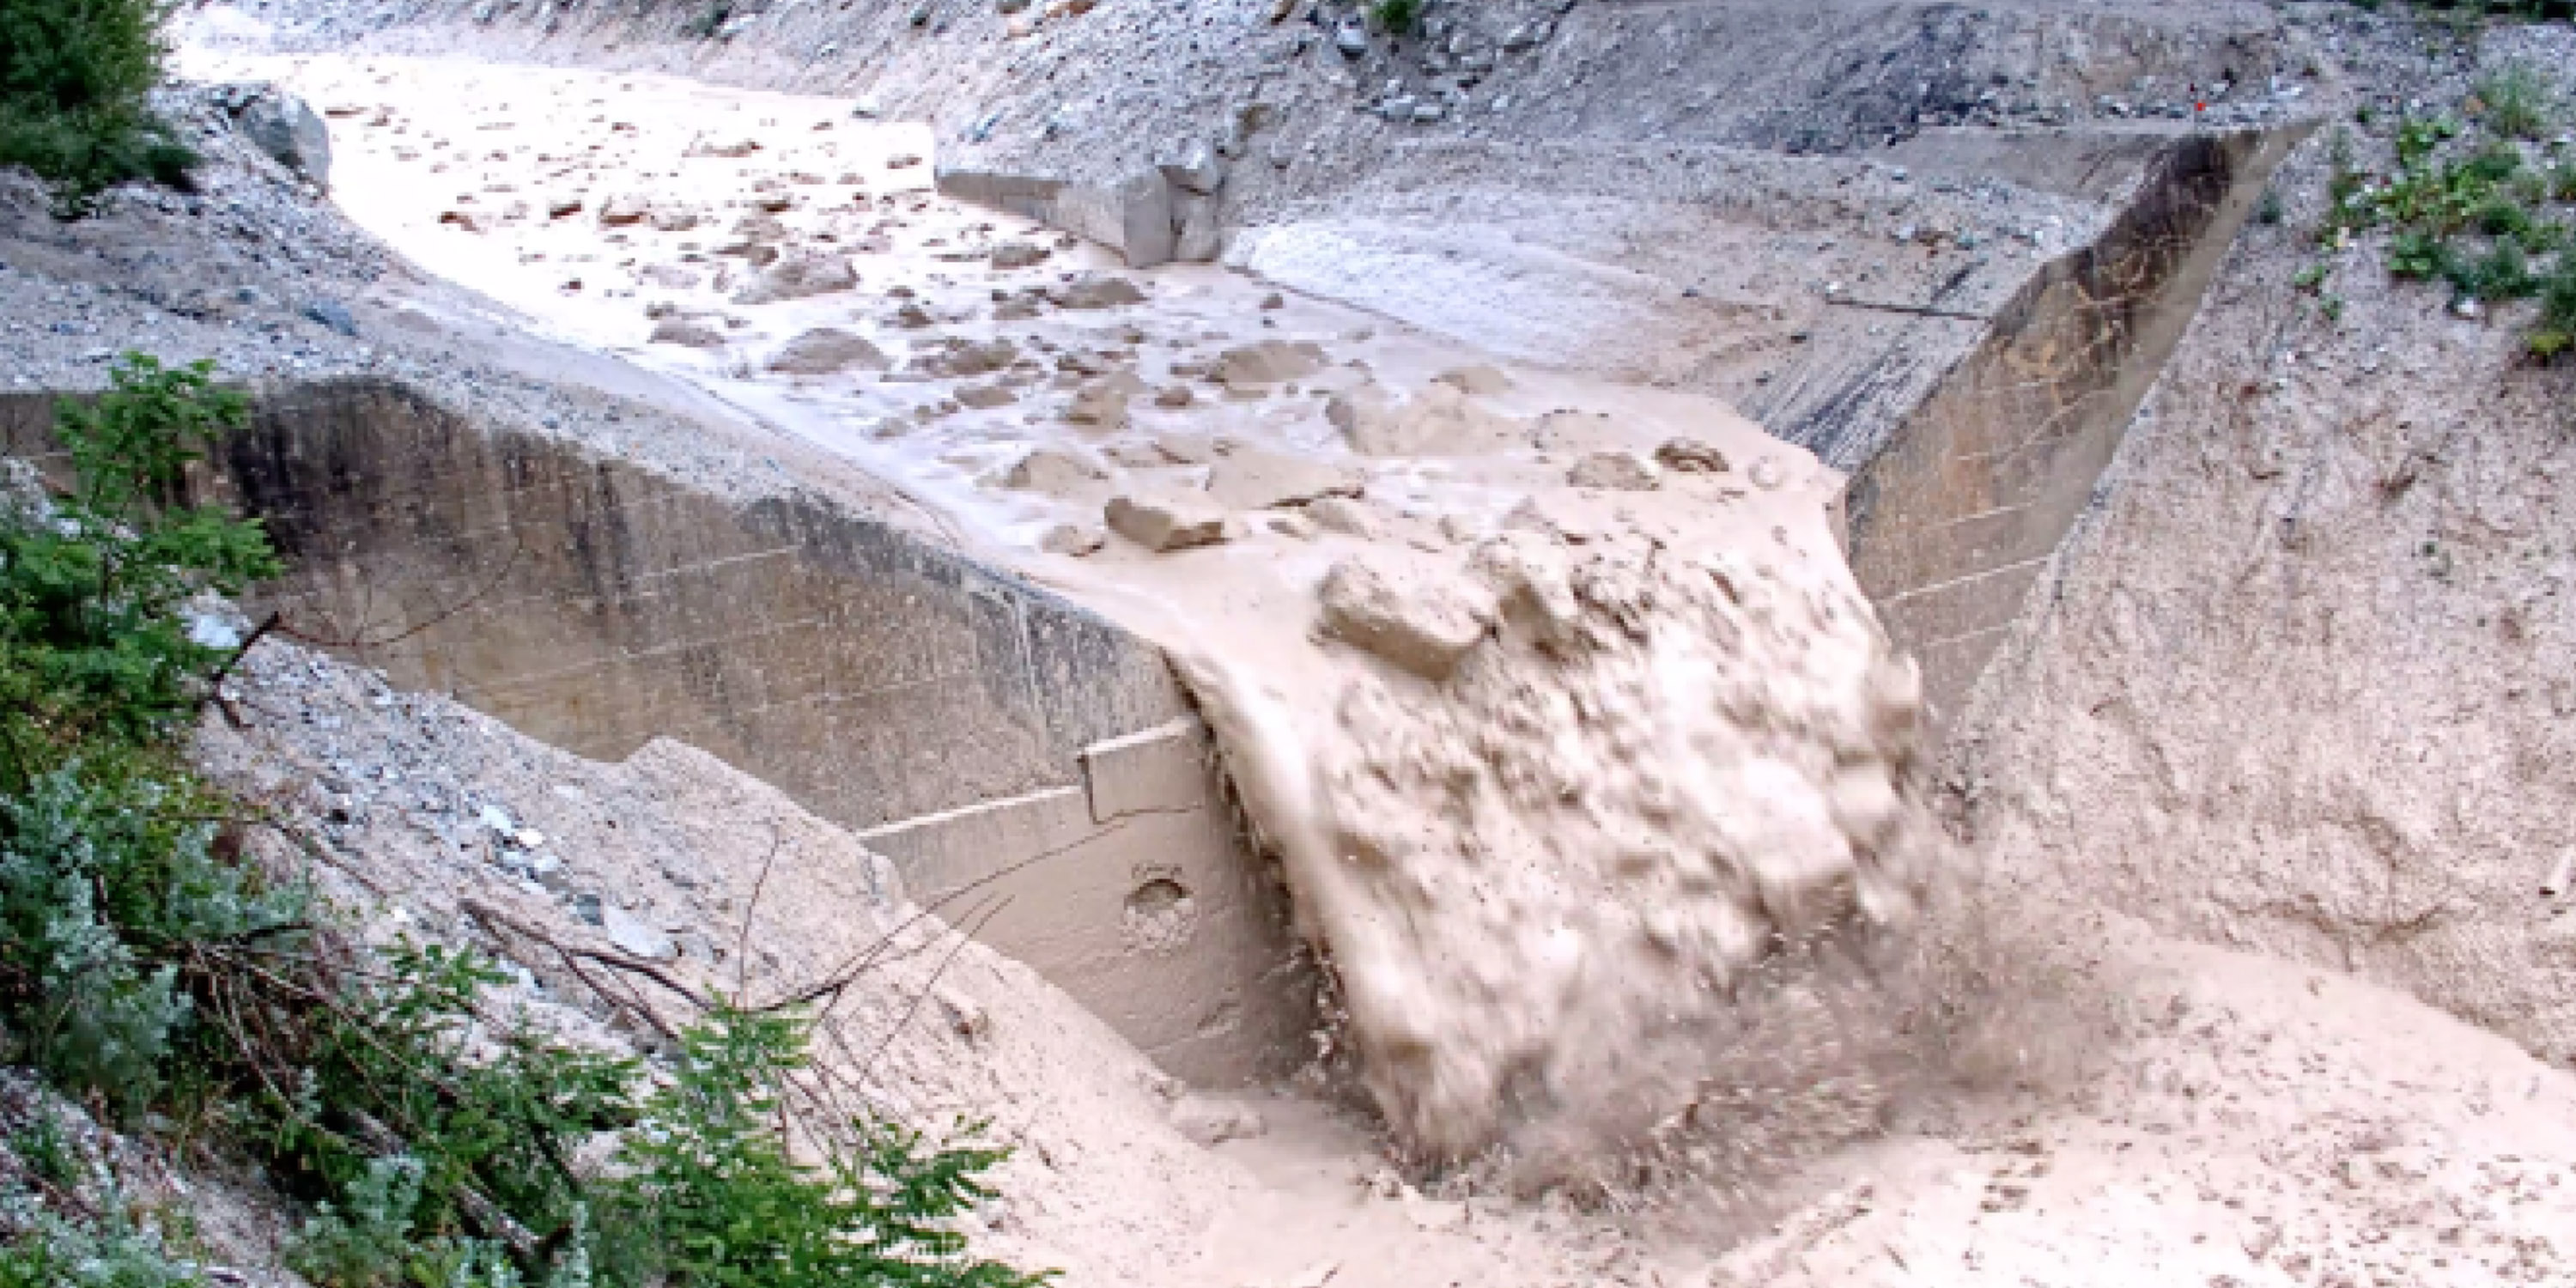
[1838,127,2302,721]
[1,380,1309,1085]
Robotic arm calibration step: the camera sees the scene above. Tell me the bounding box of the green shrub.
[0,1205,201,1288]
[1,355,277,781]
[681,1,732,39]
[596,1005,1049,1288]
[1367,0,1423,37]
[2329,95,2576,357]
[0,0,198,213]
[2537,256,2576,356]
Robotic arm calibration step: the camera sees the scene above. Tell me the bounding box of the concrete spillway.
[3,380,1310,1086]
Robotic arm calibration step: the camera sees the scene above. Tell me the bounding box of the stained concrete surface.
[1,380,1309,1084]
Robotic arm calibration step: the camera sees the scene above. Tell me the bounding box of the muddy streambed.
[179,48,2576,1288]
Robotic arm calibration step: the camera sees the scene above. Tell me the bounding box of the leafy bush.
[0,0,199,213]
[2320,88,2576,358]
[1367,0,1424,37]
[2537,255,2576,357]
[0,355,276,781]
[682,1,732,39]
[596,1005,1048,1288]
[0,1204,203,1288]
[0,354,1052,1287]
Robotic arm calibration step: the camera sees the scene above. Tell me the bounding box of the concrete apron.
[0,380,1313,1088]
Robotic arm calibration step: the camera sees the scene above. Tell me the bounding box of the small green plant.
[0,0,200,214]
[2322,294,2348,323]
[2537,257,2576,356]
[2257,189,2285,226]
[1367,0,1424,37]
[2293,261,2332,293]
[2474,63,2556,140]
[681,0,732,38]
[2323,88,2576,358]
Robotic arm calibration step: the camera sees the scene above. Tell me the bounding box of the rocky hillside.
[1952,17,2576,1067]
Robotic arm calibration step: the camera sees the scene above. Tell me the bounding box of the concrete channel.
[1,114,2294,1084]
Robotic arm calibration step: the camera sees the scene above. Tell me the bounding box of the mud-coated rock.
[1049,274,1146,309]
[766,328,888,374]
[1005,447,1110,497]
[733,252,859,304]
[1205,447,1364,510]
[990,240,1051,269]
[1216,339,1327,389]
[922,337,1020,377]
[594,194,648,228]
[1432,363,1511,396]
[649,319,728,349]
[1317,557,1494,681]
[1066,374,1144,429]
[1567,451,1661,491]
[1305,495,1380,538]
[1106,493,1229,552]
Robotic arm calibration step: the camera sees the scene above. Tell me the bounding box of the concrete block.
[1054,170,1176,269]
[1083,718,1212,823]
[938,165,1177,269]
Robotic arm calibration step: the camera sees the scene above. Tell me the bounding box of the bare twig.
[202,610,282,728]
[763,819,1126,1014]
[736,829,782,1004]
[275,532,526,656]
[461,898,714,1015]
[855,895,1012,1082]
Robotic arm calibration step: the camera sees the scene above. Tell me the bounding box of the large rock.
[990,240,1051,270]
[1565,451,1660,491]
[648,319,728,349]
[1049,274,1147,310]
[237,90,333,186]
[1157,139,1226,196]
[1215,339,1326,390]
[1066,374,1145,429]
[920,337,1020,377]
[598,194,651,227]
[1106,493,1229,552]
[1653,437,1732,474]
[1316,556,1494,681]
[765,328,888,374]
[1005,447,1111,499]
[1329,382,1526,456]
[732,252,859,304]
[1204,447,1364,510]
